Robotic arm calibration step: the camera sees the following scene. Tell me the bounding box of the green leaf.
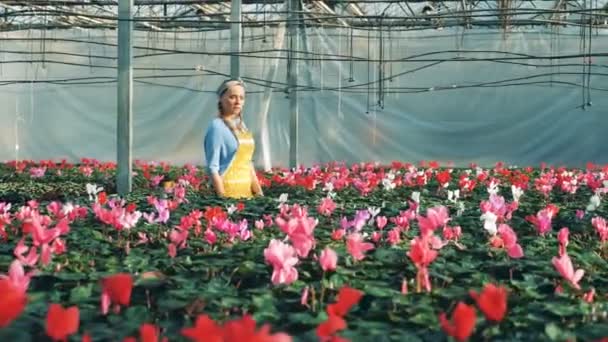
[69,284,94,303]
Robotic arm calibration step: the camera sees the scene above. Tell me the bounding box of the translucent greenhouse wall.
[0,26,607,169]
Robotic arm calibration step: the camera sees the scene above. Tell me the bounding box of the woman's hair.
[217,78,246,133]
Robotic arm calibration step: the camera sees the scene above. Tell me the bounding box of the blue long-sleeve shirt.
[203,118,239,176]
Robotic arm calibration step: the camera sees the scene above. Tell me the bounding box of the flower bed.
[1,159,607,341]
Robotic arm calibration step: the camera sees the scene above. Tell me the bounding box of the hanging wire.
[366,26,370,114]
[377,16,384,109]
[348,25,354,82]
[579,0,587,109]
[586,7,592,106]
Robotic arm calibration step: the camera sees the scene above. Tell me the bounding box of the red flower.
[326,287,364,317]
[236,202,245,212]
[0,278,27,328]
[181,315,223,342]
[101,273,133,315]
[316,315,347,339]
[439,302,477,342]
[317,286,364,341]
[123,323,168,342]
[181,314,290,342]
[46,303,79,341]
[98,192,107,205]
[470,283,508,323]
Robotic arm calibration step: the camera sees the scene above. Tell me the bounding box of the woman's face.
[220,85,245,116]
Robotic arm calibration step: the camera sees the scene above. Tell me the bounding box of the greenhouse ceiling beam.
[1,17,603,30]
[0,2,72,26]
[1,0,569,6]
[311,0,349,26]
[117,0,134,195]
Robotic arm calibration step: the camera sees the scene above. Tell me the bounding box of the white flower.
[480,211,497,236]
[411,191,420,203]
[487,181,499,195]
[511,185,523,202]
[227,204,237,215]
[448,189,460,203]
[278,193,289,203]
[457,202,465,217]
[368,207,380,218]
[62,202,74,215]
[86,183,103,201]
[587,194,601,212]
[382,178,396,190]
[323,182,334,192]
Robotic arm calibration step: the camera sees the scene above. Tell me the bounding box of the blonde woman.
[203,79,264,199]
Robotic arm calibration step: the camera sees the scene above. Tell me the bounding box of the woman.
[203,78,264,199]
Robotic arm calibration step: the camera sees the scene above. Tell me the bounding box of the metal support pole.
[287,0,299,169]
[117,0,133,195]
[231,0,242,78]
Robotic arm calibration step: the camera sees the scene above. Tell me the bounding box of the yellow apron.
[222,130,255,199]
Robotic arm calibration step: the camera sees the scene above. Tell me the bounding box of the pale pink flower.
[552,253,585,290]
[264,239,299,285]
[255,220,265,230]
[346,233,374,261]
[497,224,524,259]
[319,247,337,272]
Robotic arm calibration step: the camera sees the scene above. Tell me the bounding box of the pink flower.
[301,286,309,307]
[263,240,299,285]
[255,220,265,230]
[346,233,374,261]
[443,225,462,241]
[276,215,317,258]
[317,197,336,217]
[497,224,524,259]
[583,288,595,303]
[417,206,450,237]
[0,259,35,293]
[401,278,408,295]
[387,228,401,246]
[528,208,553,235]
[408,237,438,268]
[576,210,585,220]
[371,231,382,243]
[591,217,608,242]
[552,253,584,290]
[331,229,345,241]
[319,247,338,272]
[557,227,569,256]
[376,216,388,230]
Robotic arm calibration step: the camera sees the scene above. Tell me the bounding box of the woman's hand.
[211,172,225,197]
[250,163,264,197]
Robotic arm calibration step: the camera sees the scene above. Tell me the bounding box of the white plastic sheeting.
[0,26,607,168]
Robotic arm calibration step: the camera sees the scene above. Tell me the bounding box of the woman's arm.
[250,163,264,197]
[211,171,225,197]
[204,122,225,197]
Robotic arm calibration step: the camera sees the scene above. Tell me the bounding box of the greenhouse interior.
[0,1,608,341]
